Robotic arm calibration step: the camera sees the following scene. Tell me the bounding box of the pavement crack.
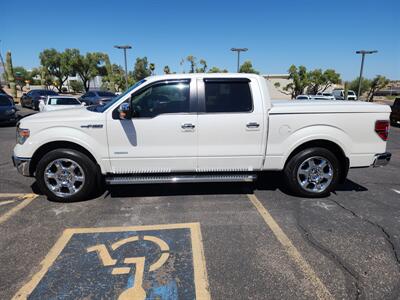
[296,221,363,300]
[328,198,400,268]
[327,198,400,299]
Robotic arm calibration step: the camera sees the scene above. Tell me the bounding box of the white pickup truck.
[13,74,392,202]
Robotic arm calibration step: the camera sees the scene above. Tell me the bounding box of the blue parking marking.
[14,223,210,300]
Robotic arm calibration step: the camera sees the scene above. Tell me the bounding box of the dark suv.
[0,94,18,124]
[21,89,59,110]
[390,98,400,126]
[80,90,116,106]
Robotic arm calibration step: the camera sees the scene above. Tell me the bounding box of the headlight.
[16,126,30,144]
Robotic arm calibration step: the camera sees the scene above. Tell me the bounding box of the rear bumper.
[12,155,31,176]
[372,152,391,167]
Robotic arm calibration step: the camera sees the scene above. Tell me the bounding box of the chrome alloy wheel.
[44,158,85,198]
[297,156,333,193]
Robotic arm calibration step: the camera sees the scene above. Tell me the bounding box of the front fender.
[14,126,109,172]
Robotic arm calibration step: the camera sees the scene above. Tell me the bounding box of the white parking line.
[392,189,400,195]
[0,200,16,206]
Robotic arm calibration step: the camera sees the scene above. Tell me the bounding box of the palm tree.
[163,65,170,74]
[149,63,155,75]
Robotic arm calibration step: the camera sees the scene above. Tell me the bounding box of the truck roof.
[144,73,263,82]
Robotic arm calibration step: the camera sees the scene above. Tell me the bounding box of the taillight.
[375,120,389,141]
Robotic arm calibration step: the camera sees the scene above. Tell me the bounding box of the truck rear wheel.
[36,149,98,202]
[284,147,340,197]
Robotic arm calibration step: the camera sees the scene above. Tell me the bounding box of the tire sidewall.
[285,147,341,198]
[36,149,97,202]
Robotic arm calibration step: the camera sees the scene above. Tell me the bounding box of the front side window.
[131,81,190,118]
[204,81,252,113]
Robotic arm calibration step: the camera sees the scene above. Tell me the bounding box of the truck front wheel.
[36,149,98,202]
[284,147,341,197]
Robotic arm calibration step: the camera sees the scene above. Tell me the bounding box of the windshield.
[39,90,58,96]
[49,97,80,105]
[0,96,12,106]
[348,91,355,95]
[97,91,115,97]
[91,79,146,112]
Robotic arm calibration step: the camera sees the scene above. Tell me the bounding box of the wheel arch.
[284,139,349,183]
[29,141,98,176]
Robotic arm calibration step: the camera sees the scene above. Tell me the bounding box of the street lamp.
[231,48,248,72]
[356,50,377,99]
[114,45,132,87]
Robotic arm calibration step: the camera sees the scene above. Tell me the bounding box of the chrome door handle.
[246,122,260,128]
[181,123,195,129]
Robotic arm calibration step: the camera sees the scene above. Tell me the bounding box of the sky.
[1,0,399,80]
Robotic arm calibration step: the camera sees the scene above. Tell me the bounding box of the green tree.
[149,63,155,75]
[186,55,197,73]
[5,51,17,98]
[208,66,228,73]
[39,48,75,92]
[239,60,259,74]
[101,54,115,92]
[275,65,309,99]
[196,59,207,73]
[69,49,105,92]
[133,57,152,81]
[163,65,171,74]
[348,77,371,96]
[367,75,390,102]
[69,80,84,93]
[307,69,341,94]
[13,66,32,91]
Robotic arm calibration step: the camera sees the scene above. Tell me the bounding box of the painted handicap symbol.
[13,223,210,299]
[87,235,170,300]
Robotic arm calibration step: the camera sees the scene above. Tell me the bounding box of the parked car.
[332,89,357,100]
[13,74,391,202]
[79,90,116,106]
[296,95,312,100]
[39,96,84,112]
[390,98,400,126]
[296,95,336,100]
[316,92,336,100]
[21,89,59,110]
[0,94,18,124]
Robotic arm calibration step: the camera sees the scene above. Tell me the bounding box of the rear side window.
[204,81,253,113]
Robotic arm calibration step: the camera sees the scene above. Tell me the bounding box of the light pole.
[356,50,377,99]
[231,48,248,72]
[114,45,132,87]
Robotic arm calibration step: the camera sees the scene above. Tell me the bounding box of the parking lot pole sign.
[356,50,378,99]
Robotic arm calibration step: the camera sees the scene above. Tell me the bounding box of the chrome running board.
[106,173,257,185]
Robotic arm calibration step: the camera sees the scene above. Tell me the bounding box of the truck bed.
[270,100,391,114]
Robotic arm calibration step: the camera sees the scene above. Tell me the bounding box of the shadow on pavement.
[336,179,368,192]
[31,172,368,201]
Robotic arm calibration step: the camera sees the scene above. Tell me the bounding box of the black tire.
[283,147,341,198]
[36,148,99,202]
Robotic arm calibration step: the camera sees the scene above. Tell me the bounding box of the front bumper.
[12,155,31,176]
[372,152,391,167]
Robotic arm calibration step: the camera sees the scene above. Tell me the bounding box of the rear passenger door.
[197,78,266,171]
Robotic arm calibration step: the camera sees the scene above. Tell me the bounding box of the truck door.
[196,78,265,171]
[106,79,198,173]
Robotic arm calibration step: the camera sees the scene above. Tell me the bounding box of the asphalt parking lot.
[0,107,399,299]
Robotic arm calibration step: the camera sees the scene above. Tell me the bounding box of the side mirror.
[118,102,131,120]
[81,102,86,106]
